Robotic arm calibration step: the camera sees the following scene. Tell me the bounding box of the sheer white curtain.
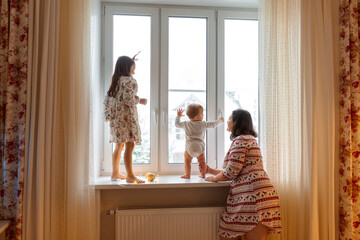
[24,0,99,239]
[259,0,339,239]
[259,0,302,239]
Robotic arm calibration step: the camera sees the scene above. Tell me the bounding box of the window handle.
[153,110,159,125]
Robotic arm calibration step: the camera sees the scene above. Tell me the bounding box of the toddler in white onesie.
[175,104,224,179]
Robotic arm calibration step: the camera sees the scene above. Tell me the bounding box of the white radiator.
[115,207,224,240]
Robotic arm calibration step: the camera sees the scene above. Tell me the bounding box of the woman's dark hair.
[107,56,135,97]
[230,109,258,140]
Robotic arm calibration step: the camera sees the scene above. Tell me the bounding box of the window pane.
[112,15,151,165]
[168,17,207,164]
[168,17,207,90]
[224,19,258,150]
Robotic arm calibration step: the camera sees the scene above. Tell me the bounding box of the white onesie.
[175,116,223,158]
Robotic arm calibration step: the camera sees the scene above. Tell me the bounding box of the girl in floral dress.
[206,109,281,240]
[104,55,147,183]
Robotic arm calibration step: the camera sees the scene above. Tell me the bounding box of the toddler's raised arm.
[175,116,185,128]
[205,118,224,129]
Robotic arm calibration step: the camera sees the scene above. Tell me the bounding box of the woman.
[206,109,281,240]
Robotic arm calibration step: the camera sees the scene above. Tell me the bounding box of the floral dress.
[103,76,141,144]
[219,135,281,238]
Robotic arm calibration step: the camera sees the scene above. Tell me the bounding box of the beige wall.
[99,186,230,240]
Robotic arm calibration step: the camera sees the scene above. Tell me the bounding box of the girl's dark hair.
[230,109,258,140]
[107,56,135,97]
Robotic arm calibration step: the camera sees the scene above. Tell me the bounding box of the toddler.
[175,104,224,179]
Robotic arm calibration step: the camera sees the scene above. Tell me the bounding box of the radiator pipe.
[106,210,116,215]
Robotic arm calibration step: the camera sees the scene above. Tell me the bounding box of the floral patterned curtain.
[0,0,28,239]
[339,0,360,239]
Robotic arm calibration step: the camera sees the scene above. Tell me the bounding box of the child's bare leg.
[124,142,144,183]
[111,143,126,179]
[181,151,192,179]
[197,153,206,178]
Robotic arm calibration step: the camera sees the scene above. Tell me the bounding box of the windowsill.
[94,175,230,189]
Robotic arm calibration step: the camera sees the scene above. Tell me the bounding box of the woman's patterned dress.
[219,134,281,238]
[104,76,141,144]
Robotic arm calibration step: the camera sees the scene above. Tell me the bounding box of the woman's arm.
[205,172,229,182]
[206,139,248,182]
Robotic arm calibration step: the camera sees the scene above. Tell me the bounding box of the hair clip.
[132,51,141,61]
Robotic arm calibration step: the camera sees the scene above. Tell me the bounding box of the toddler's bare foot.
[126,175,145,183]
[181,174,190,179]
[111,173,127,180]
[198,164,206,178]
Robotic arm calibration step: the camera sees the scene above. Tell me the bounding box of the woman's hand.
[206,172,229,182]
[220,117,224,122]
[139,98,147,105]
[205,176,217,182]
[177,109,185,117]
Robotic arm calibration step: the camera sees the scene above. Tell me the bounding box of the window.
[103,6,159,174]
[112,15,151,165]
[167,17,207,164]
[217,11,258,168]
[224,19,259,153]
[160,9,216,173]
[102,6,258,175]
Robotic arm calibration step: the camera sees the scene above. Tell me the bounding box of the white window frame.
[101,5,259,176]
[102,5,160,175]
[216,10,258,168]
[159,8,217,173]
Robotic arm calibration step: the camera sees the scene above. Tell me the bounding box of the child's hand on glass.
[139,98,147,105]
[177,109,185,117]
[220,117,224,122]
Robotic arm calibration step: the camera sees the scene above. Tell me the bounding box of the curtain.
[24,0,62,239]
[23,0,97,239]
[300,0,339,239]
[259,0,302,238]
[0,0,29,239]
[259,0,339,239]
[56,0,97,238]
[339,1,360,239]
